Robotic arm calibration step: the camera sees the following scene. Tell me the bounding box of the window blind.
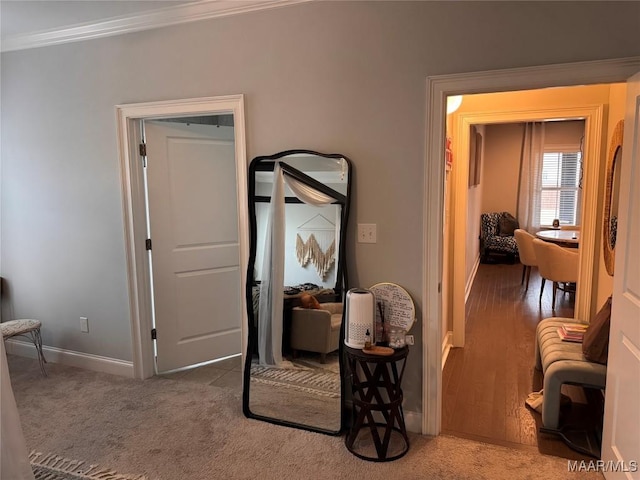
[539,151,582,225]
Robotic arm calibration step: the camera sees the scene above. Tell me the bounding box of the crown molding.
[1,0,311,53]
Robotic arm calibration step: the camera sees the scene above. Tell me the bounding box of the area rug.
[291,353,340,374]
[250,365,340,398]
[30,451,148,480]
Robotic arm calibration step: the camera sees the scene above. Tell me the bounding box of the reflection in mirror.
[609,147,622,248]
[603,120,624,276]
[243,150,351,434]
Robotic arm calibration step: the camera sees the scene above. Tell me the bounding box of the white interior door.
[601,72,640,478]
[145,120,241,373]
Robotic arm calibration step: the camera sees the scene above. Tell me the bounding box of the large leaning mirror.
[242,150,352,434]
[603,120,624,276]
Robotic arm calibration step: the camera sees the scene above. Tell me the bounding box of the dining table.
[535,229,580,248]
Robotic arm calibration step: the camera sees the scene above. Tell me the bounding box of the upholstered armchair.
[532,238,579,309]
[290,303,343,363]
[514,229,538,290]
[480,212,520,263]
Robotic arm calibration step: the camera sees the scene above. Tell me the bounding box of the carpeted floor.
[9,354,603,480]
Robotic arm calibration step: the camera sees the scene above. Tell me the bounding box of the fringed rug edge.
[30,451,148,480]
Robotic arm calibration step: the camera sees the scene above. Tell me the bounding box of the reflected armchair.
[532,239,579,309]
[291,303,342,363]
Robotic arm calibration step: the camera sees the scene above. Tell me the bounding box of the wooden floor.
[442,261,603,460]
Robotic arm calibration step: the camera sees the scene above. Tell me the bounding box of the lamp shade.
[446,95,463,114]
[344,288,375,349]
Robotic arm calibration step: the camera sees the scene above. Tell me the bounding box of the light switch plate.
[358,224,377,243]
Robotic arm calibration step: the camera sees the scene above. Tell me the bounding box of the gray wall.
[2,1,639,413]
[482,120,586,216]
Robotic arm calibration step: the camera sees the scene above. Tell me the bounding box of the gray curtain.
[517,122,546,231]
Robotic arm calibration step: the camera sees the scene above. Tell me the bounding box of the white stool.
[1,319,47,376]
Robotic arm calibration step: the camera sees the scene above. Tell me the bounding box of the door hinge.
[145,239,152,251]
[151,328,157,340]
[139,143,147,167]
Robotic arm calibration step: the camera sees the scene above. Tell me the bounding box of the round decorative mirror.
[603,120,624,276]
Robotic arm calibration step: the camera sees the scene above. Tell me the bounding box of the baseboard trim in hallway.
[5,339,134,377]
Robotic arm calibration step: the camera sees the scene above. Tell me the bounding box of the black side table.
[344,345,409,461]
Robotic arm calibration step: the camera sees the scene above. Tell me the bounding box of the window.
[539,149,582,226]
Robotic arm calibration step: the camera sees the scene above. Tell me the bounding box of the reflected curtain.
[517,122,546,231]
[258,164,286,366]
[258,163,338,366]
[283,174,334,205]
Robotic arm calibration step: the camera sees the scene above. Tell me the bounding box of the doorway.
[421,58,640,436]
[448,102,603,349]
[116,95,249,380]
[441,92,601,457]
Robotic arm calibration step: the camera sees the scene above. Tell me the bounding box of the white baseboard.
[441,330,453,369]
[5,339,134,378]
[404,410,422,433]
[465,255,481,303]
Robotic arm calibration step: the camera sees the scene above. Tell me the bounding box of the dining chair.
[532,238,579,309]
[514,229,537,290]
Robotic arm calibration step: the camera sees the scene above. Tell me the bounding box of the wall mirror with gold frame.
[603,120,624,276]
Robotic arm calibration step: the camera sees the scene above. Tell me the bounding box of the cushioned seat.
[532,238,579,309]
[1,319,47,376]
[535,317,606,429]
[514,229,538,290]
[291,303,342,363]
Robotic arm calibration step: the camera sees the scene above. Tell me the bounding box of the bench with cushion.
[535,317,607,429]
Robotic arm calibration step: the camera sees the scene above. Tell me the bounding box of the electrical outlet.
[357,223,377,243]
[80,316,89,333]
[405,335,414,345]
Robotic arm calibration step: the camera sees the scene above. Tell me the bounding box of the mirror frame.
[603,120,624,276]
[242,149,352,435]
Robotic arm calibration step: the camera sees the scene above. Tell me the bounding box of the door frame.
[115,95,249,379]
[422,57,640,435]
[450,105,604,348]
